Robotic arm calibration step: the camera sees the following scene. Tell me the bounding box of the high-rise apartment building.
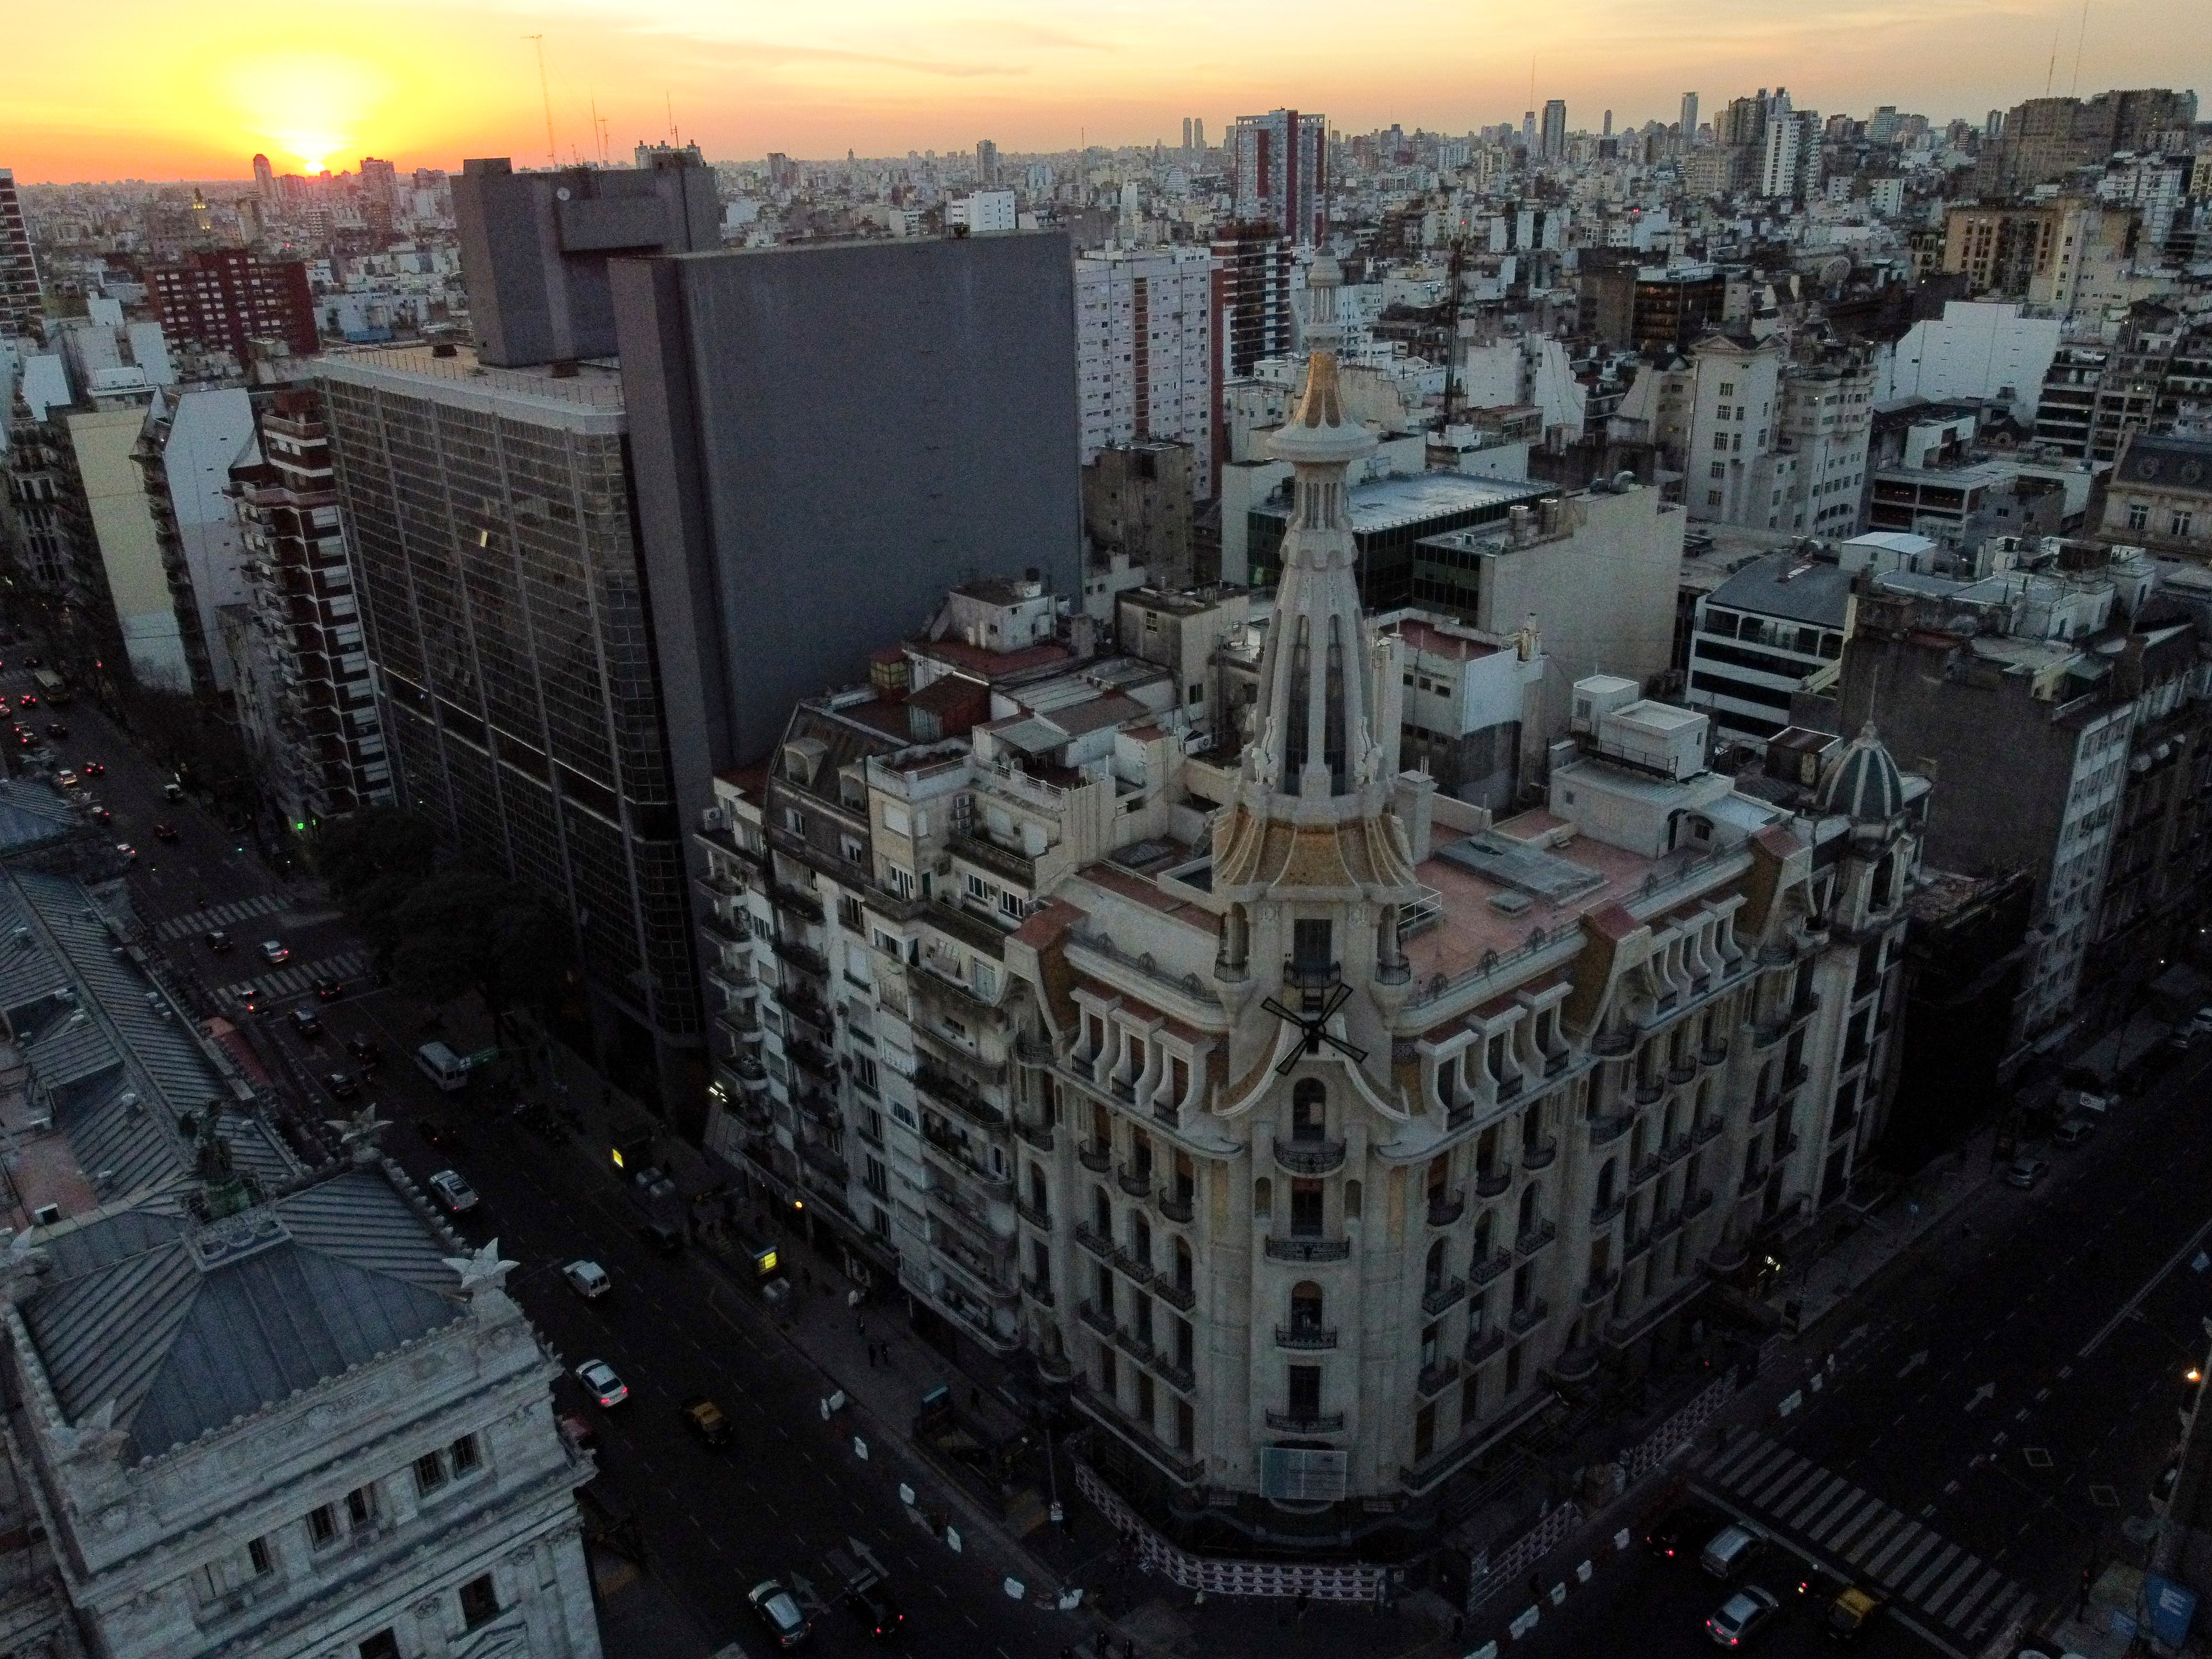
[147,248,317,359]
[1076,245,1214,497]
[1541,100,1568,161]
[0,168,44,340]
[1976,88,2197,191]
[1760,108,1820,201]
[1229,109,1328,245]
[135,384,258,695]
[252,152,275,203]
[227,385,394,831]
[317,347,700,1107]
[976,138,1000,186]
[1681,92,1700,144]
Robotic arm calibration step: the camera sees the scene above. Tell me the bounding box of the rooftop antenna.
[2044,19,2060,93]
[589,91,604,166]
[526,34,556,167]
[2070,0,2090,94]
[666,92,676,144]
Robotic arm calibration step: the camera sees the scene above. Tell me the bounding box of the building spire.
[1244,253,1381,806]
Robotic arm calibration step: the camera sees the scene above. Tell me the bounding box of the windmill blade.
[1321,1030,1370,1065]
[1275,1046,1306,1077]
[1260,997,1303,1026]
[1321,983,1354,1022]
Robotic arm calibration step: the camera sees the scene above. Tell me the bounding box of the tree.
[317,807,440,905]
[378,865,576,1037]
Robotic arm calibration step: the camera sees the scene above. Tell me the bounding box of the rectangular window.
[459,1573,501,1630]
[248,1536,273,1575]
[450,1434,481,1474]
[2127,502,2148,531]
[1287,1364,1322,1416]
[306,1504,339,1548]
[346,1485,378,1529]
[359,1634,400,1659]
[413,1452,447,1495]
[1292,919,1333,971]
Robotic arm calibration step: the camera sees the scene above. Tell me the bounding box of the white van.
[415,1041,471,1092]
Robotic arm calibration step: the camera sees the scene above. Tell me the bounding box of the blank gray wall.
[613,232,1081,840]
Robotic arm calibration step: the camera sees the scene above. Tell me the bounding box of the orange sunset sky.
[3,0,2205,182]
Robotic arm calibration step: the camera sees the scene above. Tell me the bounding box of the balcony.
[1015,1195,1049,1229]
[1013,1117,1055,1152]
[1073,1223,1113,1261]
[1507,1297,1550,1335]
[1426,1189,1465,1228]
[1514,1220,1556,1259]
[1077,1141,1113,1174]
[1078,1301,1117,1339]
[1634,1077,1665,1107]
[771,938,830,980]
[1588,1113,1631,1149]
[1666,1058,1699,1086]
[1464,1325,1505,1366]
[1117,1162,1154,1199]
[1265,1237,1352,1263]
[1590,1029,1634,1057]
[1265,1409,1345,1433]
[1580,1269,1619,1308]
[1700,1039,1731,1067]
[1630,1152,1663,1187]
[1421,1277,1468,1316]
[770,881,825,922]
[1157,1188,1194,1225]
[1738,1167,1768,1197]
[1522,1140,1558,1171]
[1693,1117,1725,1145]
[1590,1194,1625,1229]
[1282,958,1341,991]
[1750,1093,1781,1123]
[1155,1356,1196,1394]
[1549,1343,1603,1385]
[1417,1359,1460,1399]
[1274,1138,1347,1176]
[915,1064,1006,1132]
[1470,1248,1513,1286]
[1474,1165,1512,1199]
[1275,1323,1339,1349]
[1112,1246,1154,1287]
[1113,1326,1155,1365]
[1155,1277,1196,1312]
[1020,1275,1055,1307]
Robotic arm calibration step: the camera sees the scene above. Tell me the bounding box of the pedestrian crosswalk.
[155,892,289,941]
[1691,1431,2034,1648]
[220,948,376,1007]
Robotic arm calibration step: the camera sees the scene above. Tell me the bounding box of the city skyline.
[4,0,2206,181]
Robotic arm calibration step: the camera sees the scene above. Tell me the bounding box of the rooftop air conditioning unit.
[32,1205,60,1227]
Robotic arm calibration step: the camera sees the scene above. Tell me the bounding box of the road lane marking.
[2078,1209,2212,1357]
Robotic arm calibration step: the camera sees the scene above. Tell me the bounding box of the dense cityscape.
[0,53,2210,1659]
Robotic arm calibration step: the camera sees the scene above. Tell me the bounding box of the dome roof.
[1817,722,1906,825]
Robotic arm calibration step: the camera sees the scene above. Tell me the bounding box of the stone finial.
[442,1238,519,1297]
[324,1103,392,1166]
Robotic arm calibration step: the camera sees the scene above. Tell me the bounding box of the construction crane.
[1434,236,1468,434]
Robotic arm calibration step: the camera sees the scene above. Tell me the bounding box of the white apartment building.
[693,295,1925,1554]
[1686,550,1857,749]
[1883,300,2060,420]
[1076,246,1215,498]
[949,191,1018,235]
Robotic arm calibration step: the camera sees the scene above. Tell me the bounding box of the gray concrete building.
[610,231,1084,833]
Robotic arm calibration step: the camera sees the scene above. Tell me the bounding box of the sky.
[3,0,2205,182]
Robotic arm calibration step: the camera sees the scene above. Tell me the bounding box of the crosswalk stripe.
[1844,1509,1903,1563]
[1745,1451,1807,1506]
[1923,1552,1981,1618]
[1710,1433,1773,1484]
[1791,1474,1849,1529]
[1830,1498,1888,1552]
[1877,1527,1937,1587]
[1984,1587,2033,1636]
[1770,1463,1829,1516]
[1810,1488,1869,1542]
[1730,1441,1793,1491]
[1947,1567,2005,1624]
[1903,1540,1959,1600]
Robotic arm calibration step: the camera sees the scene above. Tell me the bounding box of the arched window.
[1517,1183,1538,1235]
[1596,1158,1617,1209]
[1173,1236,1194,1293]
[1471,1209,1493,1265]
[1254,1176,1273,1219]
[1131,1212,1152,1262]
[1290,1281,1324,1334]
[1093,1186,1112,1234]
[1344,1178,1362,1219]
[1291,1078,1327,1141]
[1424,1238,1447,1293]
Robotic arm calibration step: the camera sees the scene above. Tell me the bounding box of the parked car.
[563,1260,612,1300]
[1823,1584,1885,1642]
[45,722,66,740]
[1701,1524,1765,1579]
[427,1168,479,1214]
[575,1359,628,1409]
[322,1070,358,1100]
[747,1579,810,1648]
[87,805,111,826]
[204,928,233,952]
[1646,1497,1731,1562]
[679,1395,733,1448]
[53,769,76,789]
[2002,1156,2051,1190]
[260,939,289,964]
[2053,1115,2096,1147]
[289,1006,324,1040]
[1706,1584,1780,1647]
[152,820,178,841]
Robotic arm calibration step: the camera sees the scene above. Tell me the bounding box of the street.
[24,666,1080,1659]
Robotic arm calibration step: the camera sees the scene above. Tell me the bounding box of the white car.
[575,1359,628,1408]
[53,769,77,789]
[427,1169,479,1214]
[260,939,289,964]
[562,1259,611,1300]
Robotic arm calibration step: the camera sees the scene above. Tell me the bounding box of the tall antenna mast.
[2070,0,2090,94]
[526,35,556,166]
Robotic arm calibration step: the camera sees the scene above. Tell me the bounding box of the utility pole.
[526,34,556,167]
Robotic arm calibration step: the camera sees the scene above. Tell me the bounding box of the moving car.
[1706,1585,1780,1647]
[289,1006,324,1040]
[1646,1496,1731,1562]
[260,939,289,964]
[322,1070,358,1100]
[848,1578,902,1640]
[2002,1155,2051,1190]
[87,805,111,826]
[427,1168,479,1214]
[2052,1114,2096,1147]
[45,722,66,740]
[347,1035,383,1067]
[112,842,135,862]
[416,1118,465,1152]
[562,1259,612,1300]
[679,1395,732,1448]
[747,1579,810,1648]
[152,821,178,841]
[311,973,343,1001]
[204,929,233,952]
[53,769,76,789]
[575,1359,628,1409]
[80,761,102,778]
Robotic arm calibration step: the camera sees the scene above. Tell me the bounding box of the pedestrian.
[1452,1613,1465,1644]
[1122,1641,1134,1659]
[1092,1629,1109,1658]
[1528,1573,1543,1604]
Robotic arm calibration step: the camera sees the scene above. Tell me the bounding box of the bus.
[30,669,69,706]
